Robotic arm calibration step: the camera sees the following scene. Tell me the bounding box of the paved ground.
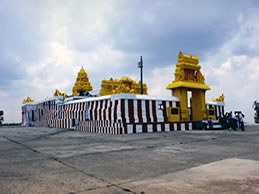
[0,125,259,194]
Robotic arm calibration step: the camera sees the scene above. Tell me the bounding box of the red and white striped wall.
[22,94,195,134]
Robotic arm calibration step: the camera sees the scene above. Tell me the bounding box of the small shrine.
[72,67,93,96]
[167,51,210,121]
[100,77,148,96]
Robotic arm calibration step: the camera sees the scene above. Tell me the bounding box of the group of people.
[219,111,245,131]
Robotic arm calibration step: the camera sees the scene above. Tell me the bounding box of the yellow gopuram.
[72,67,93,96]
[22,97,35,104]
[100,77,148,96]
[167,51,210,121]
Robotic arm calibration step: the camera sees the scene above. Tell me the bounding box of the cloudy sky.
[1,0,259,124]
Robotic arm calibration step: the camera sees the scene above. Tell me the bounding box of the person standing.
[236,113,240,129]
[208,117,213,129]
[228,111,233,130]
[240,112,245,131]
[223,112,229,129]
[232,113,238,131]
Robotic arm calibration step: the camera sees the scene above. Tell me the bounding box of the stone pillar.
[201,90,207,120]
[192,89,207,121]
[173,88,189,121]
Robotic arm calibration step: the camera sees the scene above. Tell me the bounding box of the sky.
[0,0,259,124]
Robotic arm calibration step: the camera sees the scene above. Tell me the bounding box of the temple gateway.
[22,51,224,134]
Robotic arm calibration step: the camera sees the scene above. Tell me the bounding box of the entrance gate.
[167,51,210,121]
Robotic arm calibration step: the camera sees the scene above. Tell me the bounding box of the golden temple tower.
[167,51,210,121]
[100,77,148,96]
[72,67,93,96]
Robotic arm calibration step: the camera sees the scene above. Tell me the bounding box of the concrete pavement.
[0,125,259,193]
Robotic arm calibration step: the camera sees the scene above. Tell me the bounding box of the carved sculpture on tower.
[72,67,93,96]
[22,97,35,104]
[172,51,206,85]
[213,93,224,102]
[53,89,68,98]
[100,77,148,96]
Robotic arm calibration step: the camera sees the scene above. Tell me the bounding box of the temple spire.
[72,67,93,96]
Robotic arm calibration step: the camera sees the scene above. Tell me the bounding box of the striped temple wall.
[22,104,36,127]
[22,94,225,134]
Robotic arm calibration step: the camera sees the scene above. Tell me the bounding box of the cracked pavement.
[0,125,259,193]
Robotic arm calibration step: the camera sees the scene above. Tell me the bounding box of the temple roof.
[166,81,210,90]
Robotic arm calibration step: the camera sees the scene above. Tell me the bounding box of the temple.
[21,52,225,133]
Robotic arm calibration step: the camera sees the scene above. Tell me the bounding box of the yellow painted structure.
[23,97,35,104]
[167,51,210,121]
[72,67,93,96]
[213,93,224,102]
[167,107,180,122]
[207,108,216,120]
[53,89,68,98]
[100,77,148,96]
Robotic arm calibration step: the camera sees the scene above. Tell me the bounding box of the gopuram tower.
[167,51,210,121]
[72,67,93,96]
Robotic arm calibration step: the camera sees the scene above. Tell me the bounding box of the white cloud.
[204,55,259,124]
[146,65,173,97]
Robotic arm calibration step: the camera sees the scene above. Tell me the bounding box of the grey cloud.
[0,55,25,89]
[64,0,242,76]
[0,0,53,63]
[232,24,259,57]
[0,0,53,90]
[87,0,251,73]
[0,0,258,83]
[233,45,259,57]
